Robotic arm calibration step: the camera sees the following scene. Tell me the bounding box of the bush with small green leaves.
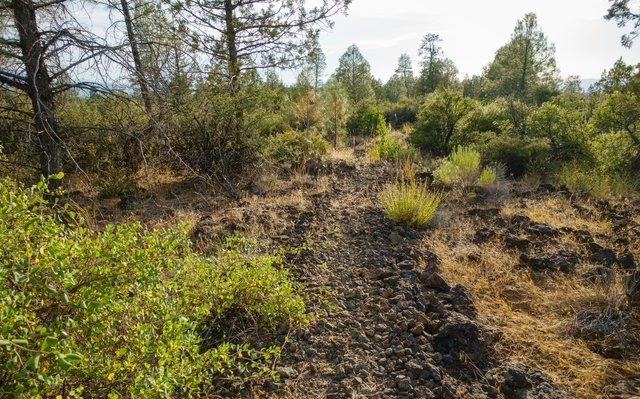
[346,102,387,136]
[371,131,418,161]
[0,177,308,397]
[263,130,330,168]
[434,145,481,188]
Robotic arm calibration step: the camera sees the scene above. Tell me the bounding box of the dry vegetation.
[428,194,640,398]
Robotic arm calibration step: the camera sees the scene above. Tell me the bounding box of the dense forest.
[1,0,640,398]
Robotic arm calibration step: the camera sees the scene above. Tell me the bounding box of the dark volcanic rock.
[448,284,476,317]
[486,363,571,399]
[474,227,496,244]
[508,214,531,228]
[588,242,617,266]
[618,250,637,271]
[419,271,451,292]
[504,234,531,250]
[519,250,579,273]
[433,313,491,366]
[119,195,140,210]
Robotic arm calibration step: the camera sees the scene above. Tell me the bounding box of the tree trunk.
[121,0,152,114]
[12,0,63,191]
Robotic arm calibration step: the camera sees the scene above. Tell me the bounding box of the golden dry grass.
[427,196,640,399]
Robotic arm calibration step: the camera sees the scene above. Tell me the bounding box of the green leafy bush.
[478,133,552,177]
[263,130,330,168]
[382,98,419,129]
[434,145,481,188]
[0,177,307,397]
[371,131,418,161]
[347,102,387,136]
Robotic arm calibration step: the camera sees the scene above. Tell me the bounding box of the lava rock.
[433,313,490,366]
[486,363,572,399]
[474,227,496,244]
[419,272,451,292]
[519,250,579,273]
[118,195,140,210]
[618,250,637,271]
[588,242,617,266]
[448,284,476,317]
[504,234,531,250]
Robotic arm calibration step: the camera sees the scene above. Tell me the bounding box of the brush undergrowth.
[434,145,481,188]
[0,176,308,397]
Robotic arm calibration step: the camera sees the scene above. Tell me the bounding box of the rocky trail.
[148,150,640,399]
[239,158,595,399]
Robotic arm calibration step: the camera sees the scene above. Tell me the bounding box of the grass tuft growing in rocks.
[380,161,444,227]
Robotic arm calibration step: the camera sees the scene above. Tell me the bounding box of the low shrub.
[434,145,481,188]
[558,162,638,198]
[478,166,497,187]
[263,130,330,168]
[380,165,444,227]
[347,102,387,136]
[371,131,418,161]
[0,177,307,397]
[478,133,552,178]
[382,98,419,129]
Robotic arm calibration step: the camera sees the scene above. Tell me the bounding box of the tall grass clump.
[434,145,481,188]
[380,161,444,228]
[478,166,497,187]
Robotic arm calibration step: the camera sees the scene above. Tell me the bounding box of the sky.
[310,0,640,84]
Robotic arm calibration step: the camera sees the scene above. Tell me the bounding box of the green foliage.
[371,131,418,161]
[558,162,638,198]
[478,166,497,187]
[383,98,419,129]
[264,130,331,168]
[481,13,560,103]
[477,132,552,177]
[589,131,637,174]
[434,145,481,187]
[0,177,307,397]
[347,102,387,136]
[411,89,475,154]
[380,168,444,228]
[333,45,374,104]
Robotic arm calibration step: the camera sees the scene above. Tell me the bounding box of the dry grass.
[427,196,640,399]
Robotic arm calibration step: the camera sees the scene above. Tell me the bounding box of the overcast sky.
[313,0,640,83]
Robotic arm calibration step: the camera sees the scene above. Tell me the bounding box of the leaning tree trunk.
[12,0,64,191]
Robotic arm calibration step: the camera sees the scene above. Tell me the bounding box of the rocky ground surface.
[99,150,640,399]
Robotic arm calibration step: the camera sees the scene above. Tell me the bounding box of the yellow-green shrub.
[434,145,481,187]
[478,166,497,187]
[264,130,330,168]
[0,177,307,397]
